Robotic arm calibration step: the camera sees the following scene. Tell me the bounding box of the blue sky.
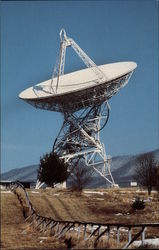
[1,0,158,173]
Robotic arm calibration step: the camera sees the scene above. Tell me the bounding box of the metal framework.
[33,29,135,188]
[50,29,107,94]
[53,101,115,185]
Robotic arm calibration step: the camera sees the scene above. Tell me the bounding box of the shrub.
[131,197,145,210]
[69,159,93,192]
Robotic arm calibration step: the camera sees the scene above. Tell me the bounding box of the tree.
[37,151,69,187]
[154,165,159,193]
[69,159,93,191]
[134,153,157,195]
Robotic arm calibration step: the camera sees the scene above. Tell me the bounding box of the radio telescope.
[19,29,137,187]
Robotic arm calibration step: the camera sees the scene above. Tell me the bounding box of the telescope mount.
[52,29,115,186]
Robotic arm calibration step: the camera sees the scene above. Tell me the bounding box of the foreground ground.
[1,187,159,249]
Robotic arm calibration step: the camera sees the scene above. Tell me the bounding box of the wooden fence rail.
[8,181,159,249]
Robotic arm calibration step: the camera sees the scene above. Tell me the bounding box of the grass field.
[1,187,159,249]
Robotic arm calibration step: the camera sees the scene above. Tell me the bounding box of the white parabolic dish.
[19,61,137,112]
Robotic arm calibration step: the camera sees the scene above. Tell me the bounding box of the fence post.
[91,224,94,234]
[78,223,81,239]
[107,226,110,241]
[43,219,52,232]
[117,226,120,243]
[83,224,87,240]
[128,227,132,243]
[72,223,75,232]
[141,226,146,246]
[98,226,100,237]
[56,222,60,233]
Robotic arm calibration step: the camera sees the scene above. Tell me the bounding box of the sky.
[1,0,158,173]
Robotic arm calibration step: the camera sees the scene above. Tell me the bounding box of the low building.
[0,180,32,189]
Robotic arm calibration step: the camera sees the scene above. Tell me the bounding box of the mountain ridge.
[1,149,159,187]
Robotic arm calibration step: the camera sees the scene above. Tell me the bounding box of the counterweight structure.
[19,29,137,188]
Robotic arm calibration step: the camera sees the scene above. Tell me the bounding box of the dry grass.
[28,187,159,224]
[1,191,66,249]
[1,187,159,249]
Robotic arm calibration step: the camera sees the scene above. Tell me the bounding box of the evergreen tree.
[37,151,69,187]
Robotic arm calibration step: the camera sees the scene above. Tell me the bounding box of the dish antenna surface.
[19,29,137,187]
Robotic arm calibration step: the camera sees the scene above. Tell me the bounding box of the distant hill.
[1,149,159,187]
[1,164,38,183]
[111,149,159,186]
